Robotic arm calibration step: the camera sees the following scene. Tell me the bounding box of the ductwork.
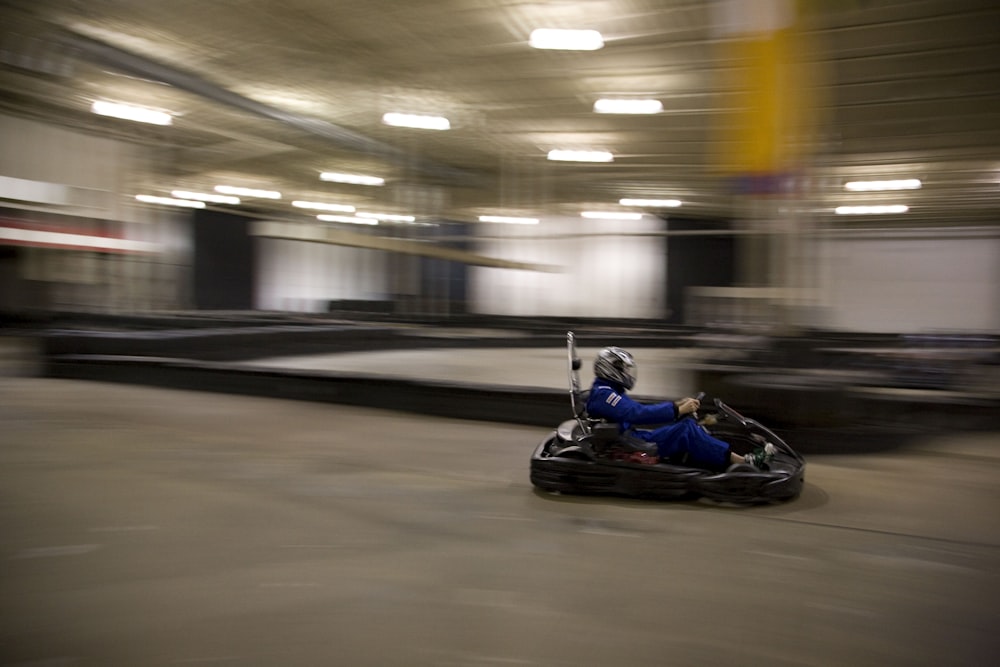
[52,29,483,187]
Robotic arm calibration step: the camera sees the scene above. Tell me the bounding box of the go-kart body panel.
[530,424,805,503]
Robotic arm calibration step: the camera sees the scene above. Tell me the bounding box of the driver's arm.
[589,386,676,425]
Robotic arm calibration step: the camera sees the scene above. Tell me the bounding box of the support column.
[712,0,825,330]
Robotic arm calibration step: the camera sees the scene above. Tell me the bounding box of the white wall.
[470,216,667,318]
[820,231,1000,333]
[0,114,153,223]
[0,113,192,311]
[255,238,389,312]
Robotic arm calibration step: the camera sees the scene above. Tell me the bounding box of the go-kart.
[530,332,806,504]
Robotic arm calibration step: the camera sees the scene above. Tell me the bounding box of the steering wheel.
[686,392,706,420]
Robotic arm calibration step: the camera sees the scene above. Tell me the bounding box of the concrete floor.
[244,347,704,397]
[2,375,998,666]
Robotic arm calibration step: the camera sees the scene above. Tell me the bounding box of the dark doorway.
[192,210,255,310]
[665,217,735,325]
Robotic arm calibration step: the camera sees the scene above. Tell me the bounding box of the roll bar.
[567,331,586,431]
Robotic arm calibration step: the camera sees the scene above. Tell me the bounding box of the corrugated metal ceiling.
[0,0,997,225]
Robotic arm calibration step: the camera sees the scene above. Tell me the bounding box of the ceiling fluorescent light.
[547,149,614,163]
[135,194,205,208]
[356,211,416,222]
[478,215,539,225]
[320,172,385,186]
[835,205,909,215]
[292,200,356,213]
[318,214,377,225]
[581,211,644,220]
[530,28,604,51]
[91,100,172,125]
[619,198,681,207]
[594,99,663,114]
[214,185,281,199]
[171,190,240,205]
[382,112,450,131]
[844,179,922,191]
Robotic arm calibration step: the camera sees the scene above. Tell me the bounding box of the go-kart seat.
[570,390,656,457]
[571,389,613,439]
[562,389,619,450]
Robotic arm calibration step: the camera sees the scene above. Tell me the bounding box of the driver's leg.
[648,419,731,470]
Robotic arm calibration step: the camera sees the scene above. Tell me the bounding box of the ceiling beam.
[53,28,485,187]
[249,220,561,272]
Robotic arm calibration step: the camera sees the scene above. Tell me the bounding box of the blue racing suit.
[586,378,731,470]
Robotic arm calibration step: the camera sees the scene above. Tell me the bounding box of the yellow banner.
[712,0,821,182]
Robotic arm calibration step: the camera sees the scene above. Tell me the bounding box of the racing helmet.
[594,346,637,390]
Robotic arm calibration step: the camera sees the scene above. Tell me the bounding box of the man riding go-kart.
[530,332,806,504]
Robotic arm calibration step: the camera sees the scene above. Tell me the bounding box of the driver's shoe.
[745,442,776,469]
